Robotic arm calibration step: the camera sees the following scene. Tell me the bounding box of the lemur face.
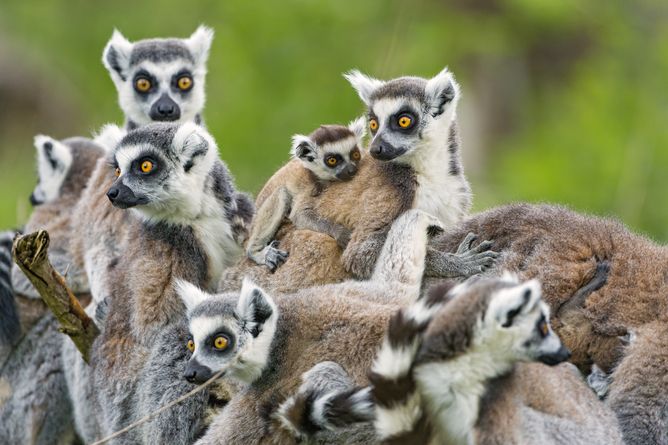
[344,68,460,162]
[291,117,366,182]
[417,275,570,376]
[106,122,216,221]
[30,135,73,205]
[478,275,570,366]
[176,279,278,385]
[102,26,213,127]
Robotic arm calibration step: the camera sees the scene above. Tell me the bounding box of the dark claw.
[457,233,478,254]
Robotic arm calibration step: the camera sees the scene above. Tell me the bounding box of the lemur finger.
[470,240,494,254]
[456,233,477,254]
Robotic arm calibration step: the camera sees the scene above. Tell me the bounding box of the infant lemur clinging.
[246,118,366,271]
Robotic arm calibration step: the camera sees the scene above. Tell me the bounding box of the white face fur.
[30,135,73,205]
[291,117,367,182]
[176,279,279,386]
[344,68,460,163]
[103,26,213,126]
[107,122,218,223]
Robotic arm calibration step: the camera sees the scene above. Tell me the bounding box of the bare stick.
[11,230,99,362]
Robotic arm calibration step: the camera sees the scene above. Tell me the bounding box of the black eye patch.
[133,70,157,94]
[390,109,419,132]
[206,331,236,353]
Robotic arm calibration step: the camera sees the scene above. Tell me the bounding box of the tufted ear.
[487,279,542,328]
[32,135,72,204]
[93,123,125,153]
[424,67,460,119]
[175,280,211,312]
[236,279,276,337]
[343,70,385,105]
[347,116,367,146]
[172,122,214,172]
[290,134,317,163]
[186,25,214,68]
[102,29,133,82]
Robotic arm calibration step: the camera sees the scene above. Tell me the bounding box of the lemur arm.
[246,187,291,271]
[291,208,352,249]
[341,229,389,279]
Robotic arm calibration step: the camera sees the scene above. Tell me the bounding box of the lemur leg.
[291,208,352,249]
[371,209,445,286]
[424,232,499,278]
[246,187,291,271]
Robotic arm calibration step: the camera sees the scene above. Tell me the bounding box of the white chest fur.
[409,136,470,227]
[192,210,242,287]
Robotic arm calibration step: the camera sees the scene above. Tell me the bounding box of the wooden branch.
[12,230,99,362]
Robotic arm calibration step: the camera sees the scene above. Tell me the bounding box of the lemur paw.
[452,233,499,277]
[265,241,289,272]
[587,365,612,400]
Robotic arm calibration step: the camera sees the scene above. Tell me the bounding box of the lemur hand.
[425,232,499,278]
[264,240,289,272]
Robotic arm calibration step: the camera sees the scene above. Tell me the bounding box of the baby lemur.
[280,275,622,445]
[246,118,365,271]
[133,209,446,445]
[220,67,497,294]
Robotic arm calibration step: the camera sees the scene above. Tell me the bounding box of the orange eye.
[135,77,152,93]
[187,339,195,352]
[539,320,549,337]
[177,76,193,91]
[351,150,361,161]
[140,160,153,173]
[214,336,228,350]
[326,156,338,167]
[398,115,413,128]
[114,167,121,177]
[369,119,378,131]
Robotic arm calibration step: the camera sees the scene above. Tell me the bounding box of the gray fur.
[129,40,194,66]
[0,316,76,445]
[0,230,19,349]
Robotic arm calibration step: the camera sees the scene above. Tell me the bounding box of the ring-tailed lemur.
[102,25,213,129]
[135,209,445,445]
[284,275,623,445]
[0,136,104,352]
[0,230,18,349]
[57,122,253,443]
[246,118,366,271]
[219,68,497,294]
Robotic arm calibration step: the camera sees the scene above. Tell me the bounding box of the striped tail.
[0,230,21,346]
[370,282,452,444]
[273,361,374,441]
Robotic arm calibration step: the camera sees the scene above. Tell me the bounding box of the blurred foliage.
[0,0,666,240]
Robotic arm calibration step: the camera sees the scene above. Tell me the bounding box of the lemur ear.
[186,25,214,68]
[175,280,210,312]
[172,123,212,172]
[102,29,133,82]
[290,134,317,162]
[34,135,72,175]
[93,123,126,153]
[344,70,385,106]
[347,116,367,145]
[236,279,276,337]
[425,67,460,119]
[487,279,542,328]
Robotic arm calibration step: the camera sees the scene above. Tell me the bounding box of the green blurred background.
[0,0,666,239]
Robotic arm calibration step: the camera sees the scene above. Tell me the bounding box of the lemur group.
[0,25,664,445]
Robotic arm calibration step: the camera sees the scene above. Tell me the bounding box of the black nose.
[370,144,383,157]
[150,94,181,121]
[157,102,175,116]
[183,360,213,384]
[106,186,120,201]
